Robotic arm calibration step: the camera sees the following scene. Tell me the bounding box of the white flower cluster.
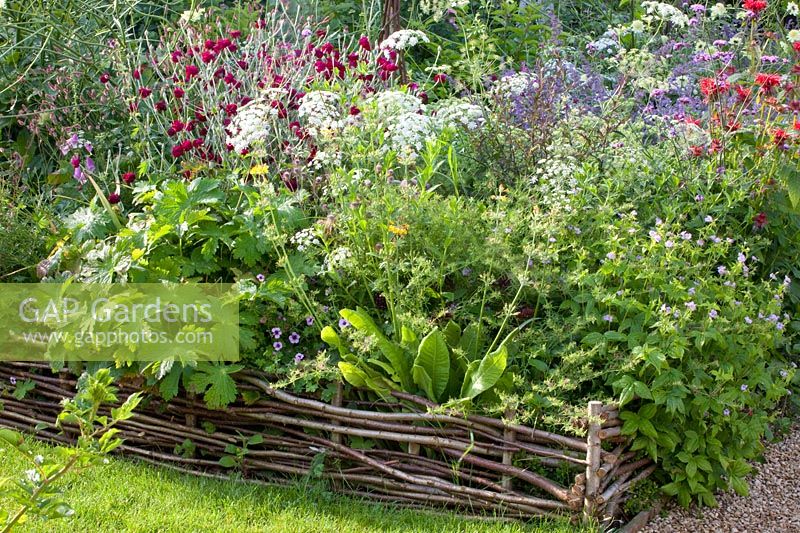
[492,72,538,99]
[322,246,353,274]
[586,30,619,56]
[298,91,343,137]
[710,3,727,18]
[435,99,486,131]
[379,30,430,51]
[290,228,321,252]
[226,101,278,153]
[385,113,436,164]
[369,90,423,119]
[641,1,689,27]
[419,0,468,20]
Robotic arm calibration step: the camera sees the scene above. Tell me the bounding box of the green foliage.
[0,369,140,531]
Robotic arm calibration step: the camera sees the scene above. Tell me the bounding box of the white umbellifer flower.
[290,228,321,252]
[586,30,620,56]
[641,1,690,27]
[710,2,727,18]
[322,247,353,273]
[379,30,430,51]
[789,2,799,15]
[297,91,343,137]
[33,455,44,465]
[492,72,538,99]
[630,20,646,34]
[435,99,486,131]
[225,100,281,153]
[385,112,436,164]
[369,90,423,118]
[178,7,205,25]
[420,0,468,20]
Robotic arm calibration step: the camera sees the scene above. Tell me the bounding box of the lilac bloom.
[288,332,300,344]
[271,327,282,339]
[73,167,86,184]
[685,301,697,312]
[338,318,350,328]
[273,341,283,351]
[305,316,315,326]
[85,157,96,173]
[294,353,305,363]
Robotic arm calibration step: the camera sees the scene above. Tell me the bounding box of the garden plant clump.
[1,0,800,527]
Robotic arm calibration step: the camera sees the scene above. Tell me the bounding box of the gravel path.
[642,428,800,533]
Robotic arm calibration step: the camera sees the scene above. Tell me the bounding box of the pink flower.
[99,72,110,83]
[359,35,372,51]
[122,172,136,184]
[108,192,121,204]
[185,64,200,80]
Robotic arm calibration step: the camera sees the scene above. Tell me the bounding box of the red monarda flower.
[734,84,752,102]
[108,192,121,204]
[699,77,729,100]
[122,172,136,184]
[794,41,800,53]
[688,145,704,157]
[743,0,767,13]
[99,72,110,83]
[772,128,790,145]
[358,35,371,51]
[138,87,152,98]
[755,73,781,92]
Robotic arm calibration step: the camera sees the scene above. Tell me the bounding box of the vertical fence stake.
[331,382,343,446]
[501,407,516,491]
[584,401,603,522]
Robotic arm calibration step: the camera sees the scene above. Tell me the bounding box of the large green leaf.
[460,344,508,400]
[340,308,411,389]
[412,328,450,401]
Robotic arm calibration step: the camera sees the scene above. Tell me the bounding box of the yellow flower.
[249,163,270,176]
[388,223,409,236]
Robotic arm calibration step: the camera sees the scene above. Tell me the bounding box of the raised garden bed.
[0,362,656,523]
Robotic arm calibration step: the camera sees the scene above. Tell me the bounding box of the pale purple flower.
[685,301,697,311]
[740,384,748,392]
[603,314,614,322]
[256,273,266,283]
[85,157,96,173]
[339,318,350,328]
[73,167,86,184]
[84,142,93,154]
[688,287,696,295]
[737,252,746,263]
[271,327,282,339]
[696,239,705,246]
[723,408,730,416]
[717,265,728,275]
[745,316,753,324]
[273,341,283,351]
[776,322,785,331]
[606,252,616,260]
[289,332,300,344]
[695,194,705,202]
[665,240,675,248]
[710,235,721,243]
[704,215,713,223]
[780,370,789,378]
[690,3,705,13]
[679,231,692,240]
[709,309,718,319]
[462,267,472,276]
[9,377,16,385]
[294,352,305,363]
[305,316,314,326]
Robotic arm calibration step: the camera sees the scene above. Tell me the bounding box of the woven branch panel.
[0,363,655,522]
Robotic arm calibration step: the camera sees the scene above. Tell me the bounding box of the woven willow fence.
[0,362,655,522]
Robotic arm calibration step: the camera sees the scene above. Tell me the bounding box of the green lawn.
[0,440,587,533]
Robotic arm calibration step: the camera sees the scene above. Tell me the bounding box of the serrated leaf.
[189,363,243,409]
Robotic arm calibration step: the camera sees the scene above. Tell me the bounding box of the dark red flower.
[108,192,121,204]
[155,100,167,112]
[99,72,110,83]
[688,145,704,157]
[173,86,185,99]
[185,64,200,80]
[122,172,136,184]
[132,68,141,80]
[358,35,372,51]
[171,50,182,63]
[171,144,184,158]
[70,155,80,168]
[772,128,790,145]
[201,50,216,64]
[139,87,152,98]
[753,212,768,229]
[224,103,238,116]
[349,105,361,116]
[230,30,242,39]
